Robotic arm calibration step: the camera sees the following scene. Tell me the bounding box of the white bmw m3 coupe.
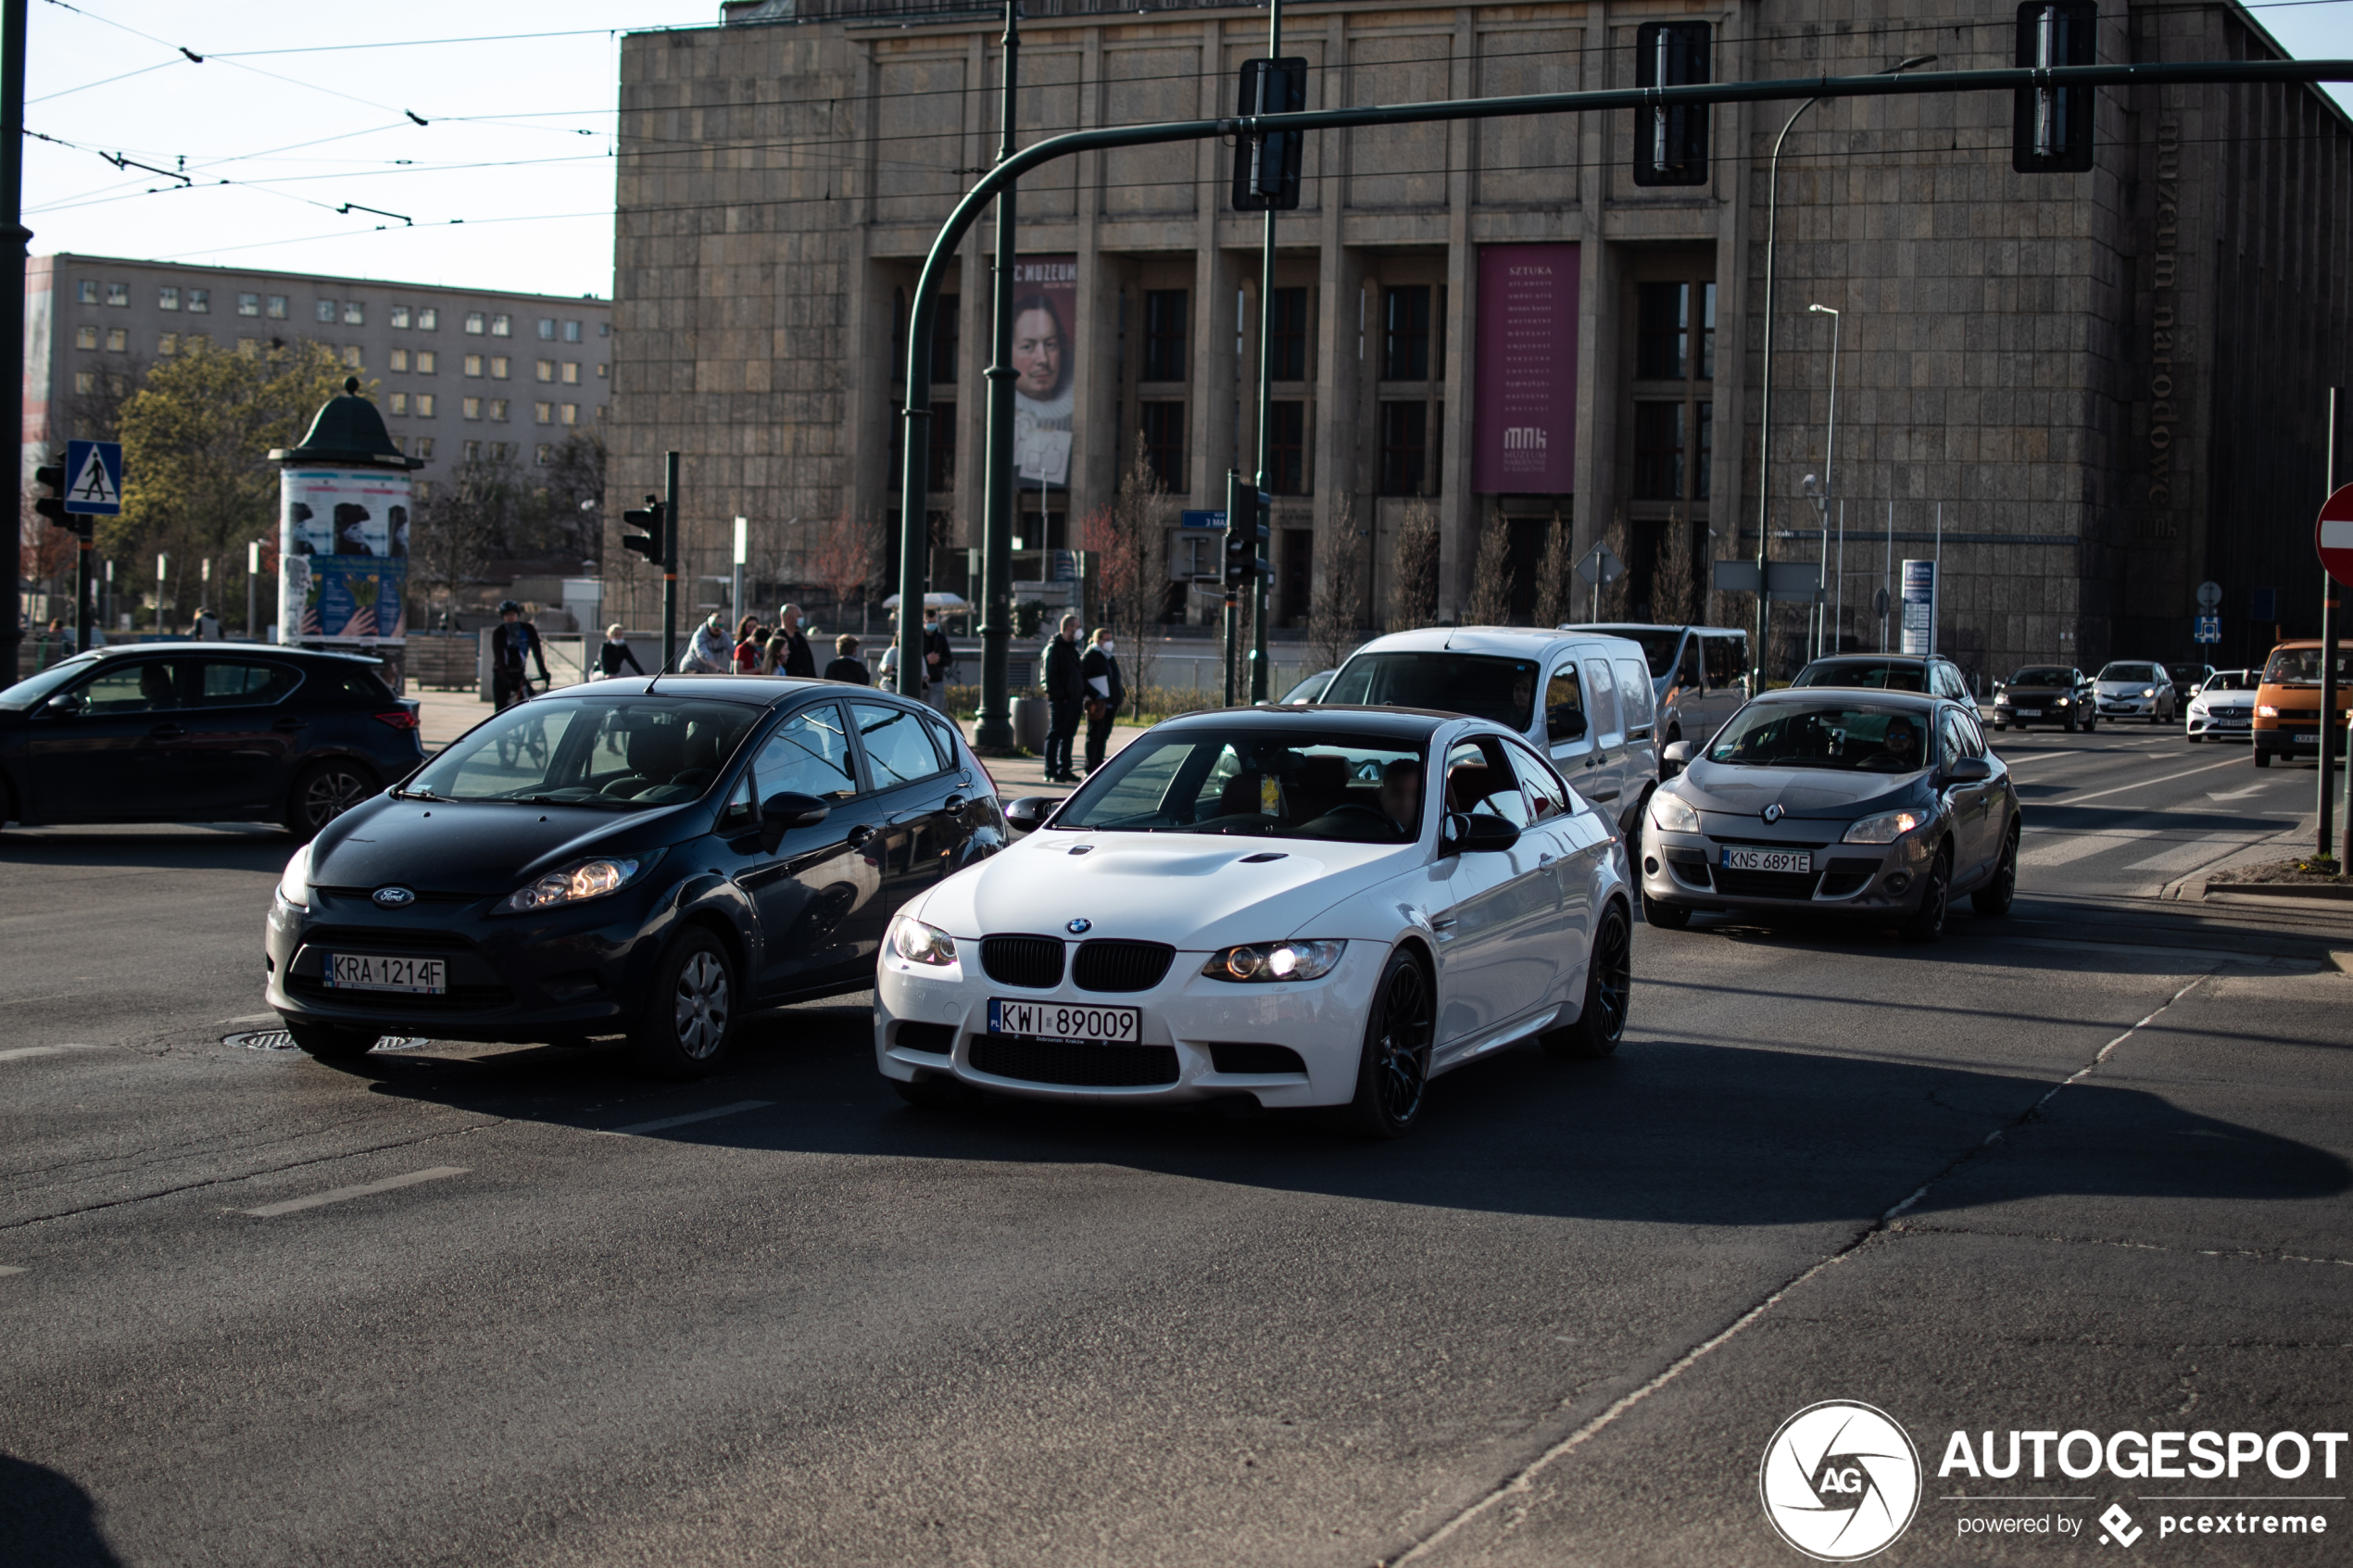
[875,707,1634,1137]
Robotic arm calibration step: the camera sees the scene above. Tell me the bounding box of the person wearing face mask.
[595,623,646,679]
[1079,626,1126,776]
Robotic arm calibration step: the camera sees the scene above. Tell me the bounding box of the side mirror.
[1660,740,1694,777]
[1003,795,1058,834]
[1441,810,1520,854]
[1548,707,1588,743]
[43,692,82,717]
[759,790,830,853]
[1945,756,1994,784]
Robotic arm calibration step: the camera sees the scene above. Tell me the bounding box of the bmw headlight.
[1650,791,1701,834]
[498,853,653,913]
[888,914,959,967]
[1202,939,1345,983]
[278,843,314,909]
[1843,809,1924,845]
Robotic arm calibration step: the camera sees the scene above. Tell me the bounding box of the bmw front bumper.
[875,937,1385,1107]
[1639,820,1939,920]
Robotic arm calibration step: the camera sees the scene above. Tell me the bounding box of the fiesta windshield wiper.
[391,786,452,801]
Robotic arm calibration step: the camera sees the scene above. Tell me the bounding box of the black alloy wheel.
[1899,847,1951,945]
[285,759,376,841]
[1971,822,2020,918]
[2063,710,2078,734]
[285,1019,380,1062]
[1544,903,1631,1059]
[1341,948,1434,1138]
[629,927,736,1079]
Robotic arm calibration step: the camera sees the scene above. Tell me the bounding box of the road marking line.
[2051,757,2245,806]
[600,1099,774,1137]
[0,1044,97,1062]
[2125,835,2267,873]
[0,1266,23,1276]
[2020,833,2131,869]
[242,1166,469,1218]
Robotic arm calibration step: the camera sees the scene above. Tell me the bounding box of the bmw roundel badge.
[1762,803,1784,824]
[1066,918,1092,935]
[372,886,417,909]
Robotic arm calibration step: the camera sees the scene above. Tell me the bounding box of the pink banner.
[1474,244,1579,494]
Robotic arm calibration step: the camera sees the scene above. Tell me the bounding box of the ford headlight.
[499,853,651,913]
[1202,939,1345,983]
[1650,791,1701,834]
[888,914,959,967]
[1843,809,1924,845]
[278,843,314,909]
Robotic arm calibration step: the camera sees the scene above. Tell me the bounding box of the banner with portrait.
[1011,255,1077,488]
[279,468,410,645]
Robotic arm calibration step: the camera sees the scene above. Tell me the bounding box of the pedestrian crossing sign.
[64,439,122,516]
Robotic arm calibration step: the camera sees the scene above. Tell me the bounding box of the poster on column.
[278,468,410,645]
[1899,559,1937,655]
[1474,244,1579,495]
[1011,255,1077,487]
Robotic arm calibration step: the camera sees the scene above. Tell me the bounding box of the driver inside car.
[1862,718,1921,771]
[1378,759,1423,836]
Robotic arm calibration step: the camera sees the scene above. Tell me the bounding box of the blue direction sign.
[1180,508,1227,530]
[2193,615,2221,644]
[63,439,122,516]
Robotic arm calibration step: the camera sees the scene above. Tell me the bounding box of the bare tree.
[1386,500,1441,632]
[1596,508,1634,621]
[1464,510,1516,627]
[1652,508,1696,625]
[1079,445,1167,706]
[1531,509,1573,629]
[529,428,606,564]
[807,510,877,631]
[1307,492,1368,671]
[411,447,527,621]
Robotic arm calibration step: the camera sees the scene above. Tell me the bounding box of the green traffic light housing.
[32,458,69,530]
[621,495,666,565]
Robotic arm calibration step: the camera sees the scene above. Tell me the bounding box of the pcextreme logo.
[1760,1400,1925,1562]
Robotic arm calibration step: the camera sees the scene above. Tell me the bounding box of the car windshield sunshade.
[1321,653,1540,730]
[1706,704,1933,772]
[408,696,762,809]
[1055,730,1428,842]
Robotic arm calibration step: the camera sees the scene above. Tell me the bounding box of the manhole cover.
[223,1031,433,1052]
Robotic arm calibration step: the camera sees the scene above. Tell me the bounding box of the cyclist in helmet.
[490,600,549,709]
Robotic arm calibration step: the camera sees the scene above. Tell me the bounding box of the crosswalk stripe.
[242,1166,469,1218]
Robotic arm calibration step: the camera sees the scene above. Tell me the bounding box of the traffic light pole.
[0,0,27,680]
[893,56,2353,716]
[662,449,680,674]
[1222,469,1242,707]
[1247,0,1282,705]
[974,0,1020,754]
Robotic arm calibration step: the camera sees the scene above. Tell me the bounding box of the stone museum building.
[605,0,2353,681]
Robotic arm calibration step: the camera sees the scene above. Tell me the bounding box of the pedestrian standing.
[766,603,816,677]
[1079,626,1126,776]
[824,633,871,685]
[732,614,762,673]
[1041,613,1085,783]
[922,608,956,712]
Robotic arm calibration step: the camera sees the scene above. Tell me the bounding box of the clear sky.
[19,0,2353,303]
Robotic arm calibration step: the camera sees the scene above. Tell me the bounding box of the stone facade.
[608,0,2352,684]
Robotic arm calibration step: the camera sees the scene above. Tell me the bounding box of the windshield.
[1280,671,1334,705]
[2096,663,2158,683]
[1321,653,1540,730]
[2202,671,2258,692]
[1706,703,1932,772]
[1790,659,1927,692]
[408,696,762,808]
[2262,648,2353,686]
[2165,664,2207,686]
[1580,626,1683,676]
[1054,728,1428,842]
[2007,667,2073,687]
[0,655,100,710]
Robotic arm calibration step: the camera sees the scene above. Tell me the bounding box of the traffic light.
[1632,22,1711,186]
[2014,2,2095,173]
[1222,485,1273,588]
[621,495,665,566]
[1230,57,1306,212]
[32,458,69,531]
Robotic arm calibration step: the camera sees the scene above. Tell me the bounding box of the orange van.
[2252,640,2353,767]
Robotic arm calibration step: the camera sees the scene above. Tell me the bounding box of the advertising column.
[268,376,424,686]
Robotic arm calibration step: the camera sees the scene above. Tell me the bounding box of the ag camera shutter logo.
[1759,1400,1923,1561]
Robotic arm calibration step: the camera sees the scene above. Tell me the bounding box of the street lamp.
[1807,301,1841,658]
[1753,54,1932,684]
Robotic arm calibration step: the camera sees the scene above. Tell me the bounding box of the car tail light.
[372,709,420,731]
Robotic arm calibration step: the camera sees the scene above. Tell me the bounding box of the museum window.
[1632,403,1685,499]
[929,406,957,492]
[1269,286,1311,381]
[1383,285,1431,381]
[1637,282,1716,381]
[1694,403,1713,498]
[1143,290,1187,382]
[1629,276,1716,507]
[932,295,959,383]
[1379,401,1428,495]
[1269,400,1309,495]
[1139,400,1187,492]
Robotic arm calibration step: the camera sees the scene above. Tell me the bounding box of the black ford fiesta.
[266,677,1006,1075]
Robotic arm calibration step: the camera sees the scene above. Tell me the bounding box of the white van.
[1319,627,1661,842]
[1567,622,1750,750]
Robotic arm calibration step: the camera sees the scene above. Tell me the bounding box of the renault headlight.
[1650,791,1701,834]
[498,853,652,913]
[1843,809,1924,845]
[1202,940,1345,983]
[278,843,314,909]
[888,914,959,967]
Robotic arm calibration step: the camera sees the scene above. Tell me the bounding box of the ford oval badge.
[1762,803,1784,824]
[1066,918,1092,935]
[372,885,417,909]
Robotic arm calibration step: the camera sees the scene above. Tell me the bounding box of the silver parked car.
[1320,627,1661,842]
[1568,622,1751,752]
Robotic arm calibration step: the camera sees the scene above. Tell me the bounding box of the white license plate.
[2015,709,2042,717]
[327,953,447,994]
[1721,847,1812,874]
[2295,733,2319,744]
[988,998,1141,1044]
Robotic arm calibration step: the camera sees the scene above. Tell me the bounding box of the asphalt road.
[2,730,2349,1567]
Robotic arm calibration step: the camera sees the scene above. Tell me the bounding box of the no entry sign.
[2319,482,2353,587]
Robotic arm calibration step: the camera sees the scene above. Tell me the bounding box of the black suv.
[0,644,423,838]
[1789,654,1975,704]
